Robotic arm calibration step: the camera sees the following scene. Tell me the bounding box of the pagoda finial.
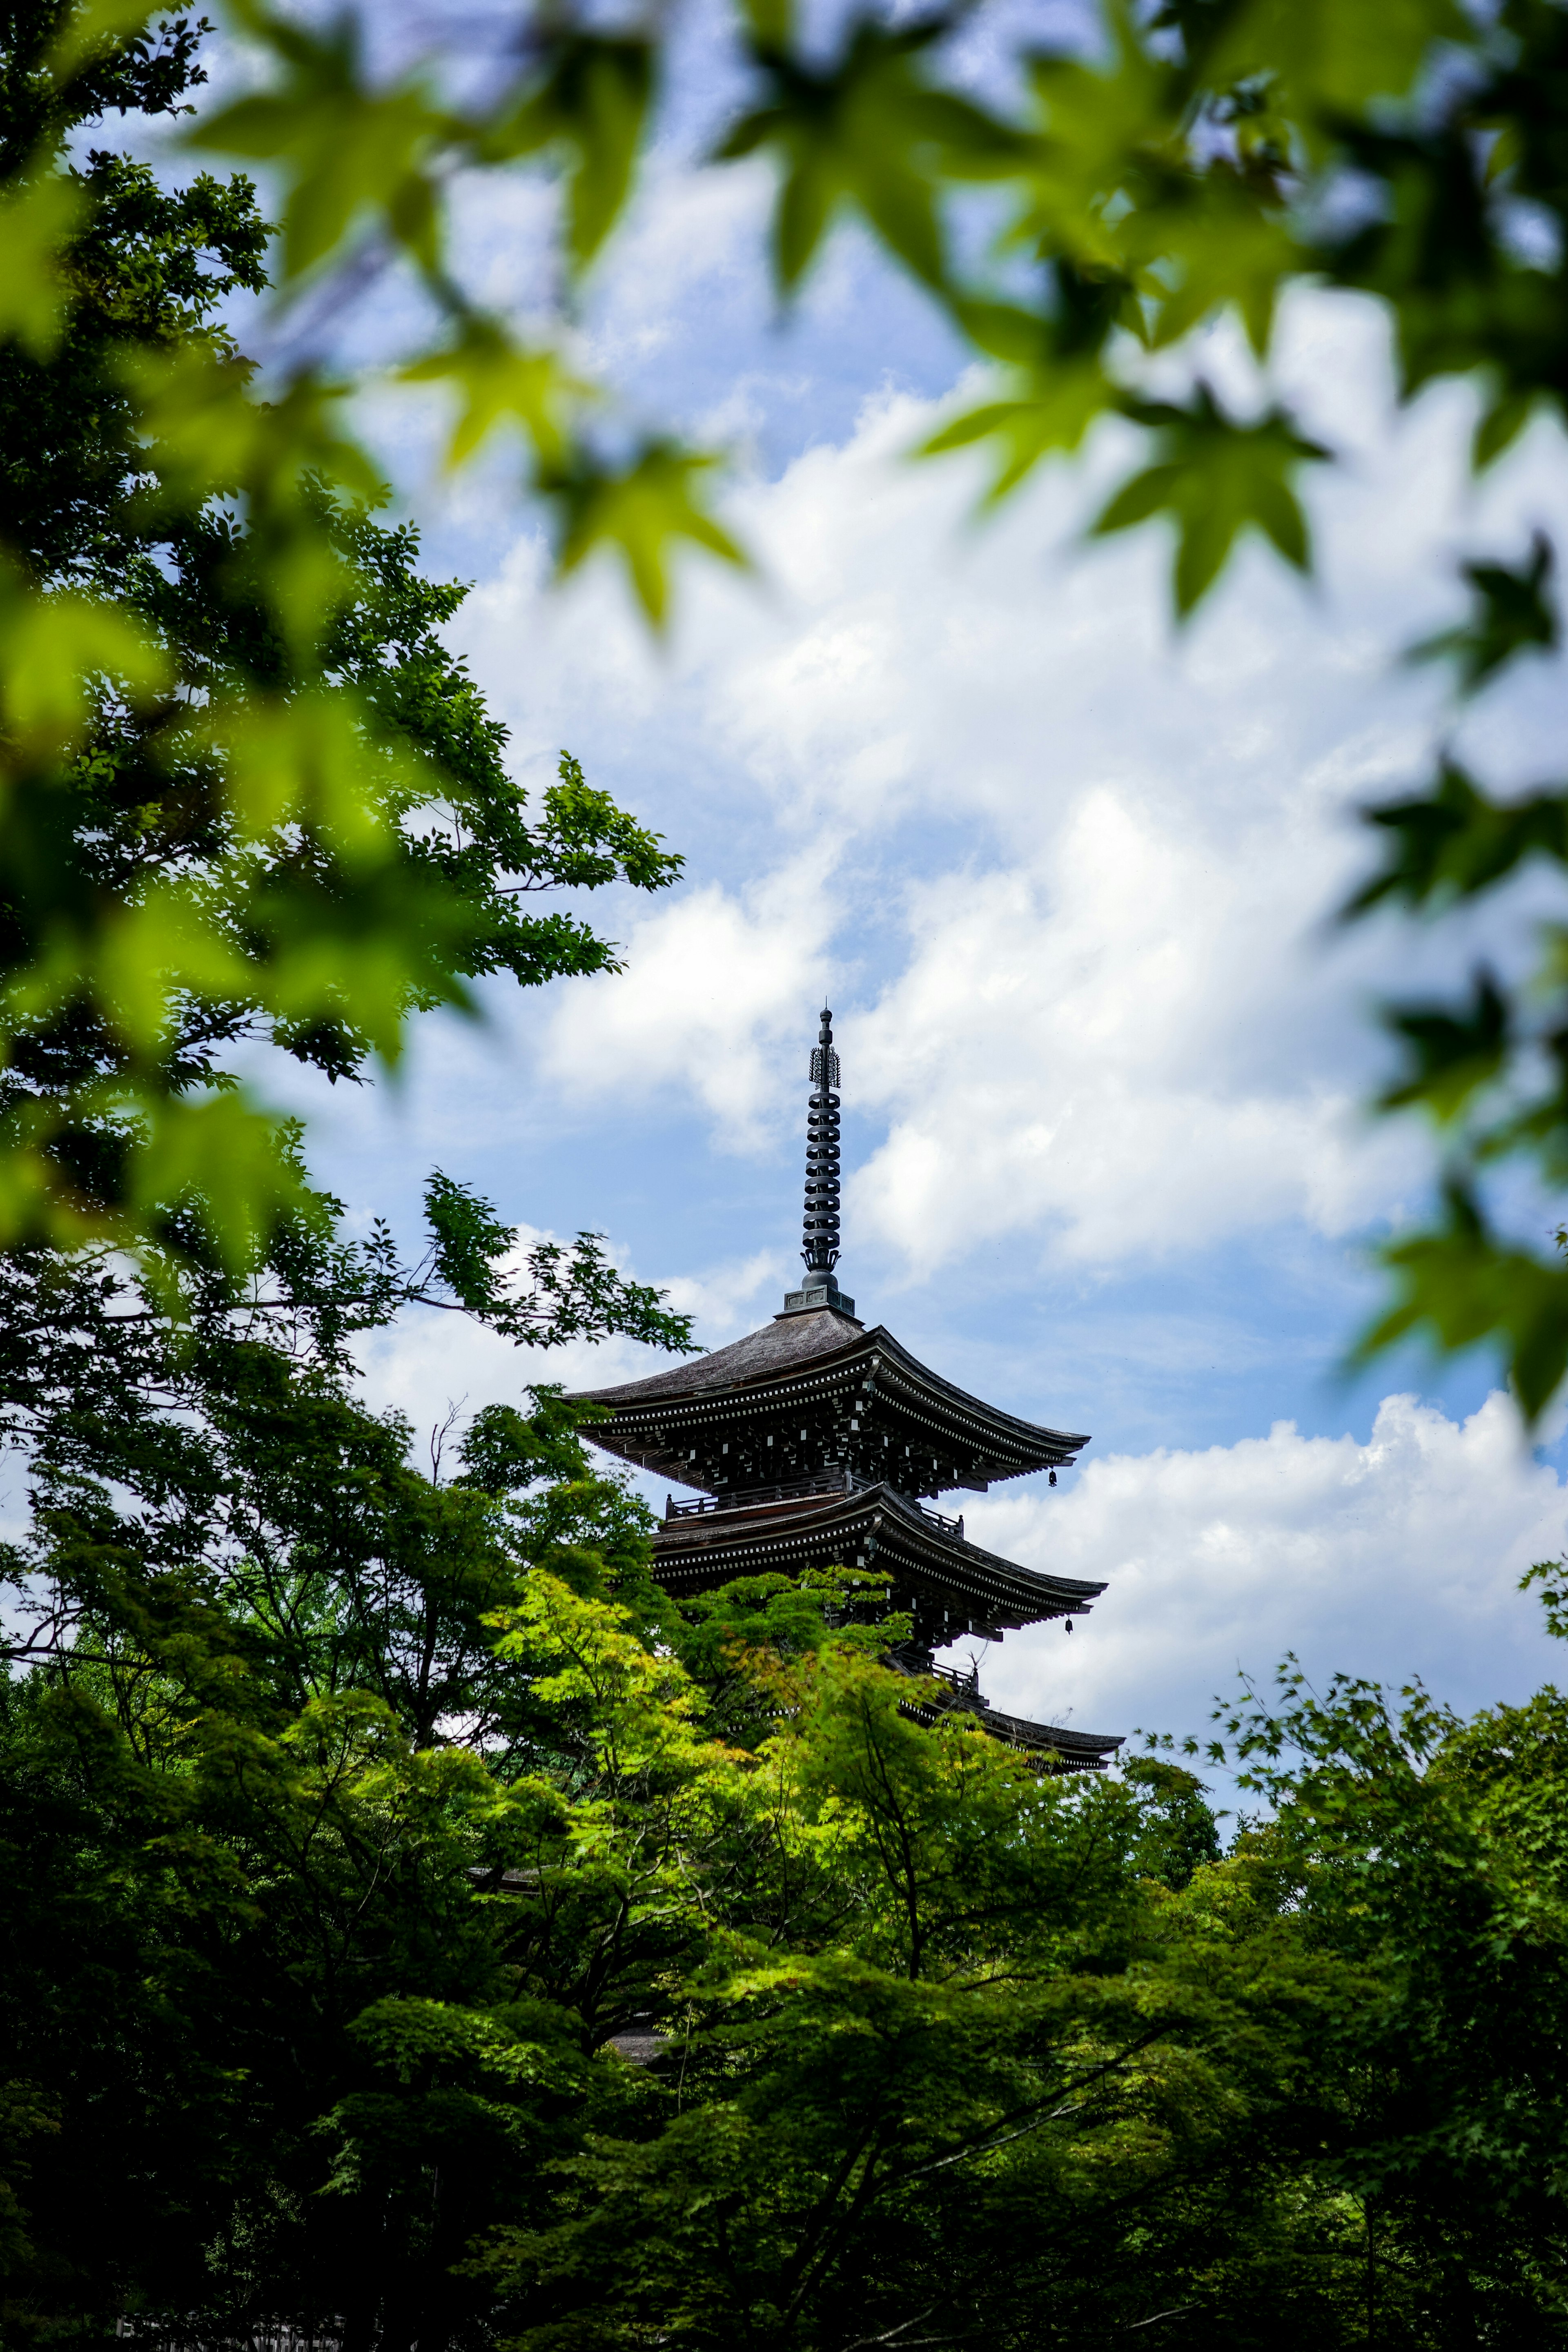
[804,1007,841,1273]
[781,1006,855,1317]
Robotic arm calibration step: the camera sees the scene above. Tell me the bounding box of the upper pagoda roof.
[572,1302,1089,1490]
[579,1299,867,1407]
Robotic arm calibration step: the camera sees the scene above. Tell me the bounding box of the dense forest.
[4,0,1568,2345]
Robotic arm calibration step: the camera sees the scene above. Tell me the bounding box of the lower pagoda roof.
[648,1478,1120,1771]
[571,1303,1090,1501]
[651,1472,1104,1635]
[892,1661,1123,1773]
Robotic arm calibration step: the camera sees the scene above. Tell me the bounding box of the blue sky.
[186,20,1568,1757]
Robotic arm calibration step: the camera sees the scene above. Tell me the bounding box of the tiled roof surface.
[575,1306,866,1404]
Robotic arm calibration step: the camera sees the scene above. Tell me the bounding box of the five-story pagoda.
[570,1011,1121,1770]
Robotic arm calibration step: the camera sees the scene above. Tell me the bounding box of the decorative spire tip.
[780,1004,855,1318]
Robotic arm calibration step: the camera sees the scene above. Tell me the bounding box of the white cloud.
[453,287,1568,1275]
[848,791,1408,1268]
[537,855,839,1144]
[962,1392,1568,1748]
[657,1246,788,1337]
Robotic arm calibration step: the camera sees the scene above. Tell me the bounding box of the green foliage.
[1205,1637,1568,2341]
[715,14,1020,296]
[10,1210,1568,2343]
[2,0,1568,1401]
[1408,532,1561,692]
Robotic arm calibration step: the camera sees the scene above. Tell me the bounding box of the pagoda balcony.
[665,1469,965,1541]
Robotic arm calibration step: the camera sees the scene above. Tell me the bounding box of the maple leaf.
[1093,385,1329,613]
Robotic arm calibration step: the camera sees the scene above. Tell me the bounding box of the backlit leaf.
[1205,0,1470,123]
[1355,1185,1568,1424]
[1091,386,1329,613]
[719,16,1021,294]
[190,15,450,277]
[400,322,589,470]
[0,569,170,757]
[482,36,655,274]
[549,444,747,629]
[921,362,1110,500]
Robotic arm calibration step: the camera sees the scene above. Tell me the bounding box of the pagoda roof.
[648,1476,1104,1633]
[573,1304,1089,1491]
[576,1301,869,1405]
[895,1678,1122,1771]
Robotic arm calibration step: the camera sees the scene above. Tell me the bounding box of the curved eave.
[898,1692,1123,1770]
[571,1312,1088,1489]
[868,1328,1089,1477]
[650,1481,1103,1628]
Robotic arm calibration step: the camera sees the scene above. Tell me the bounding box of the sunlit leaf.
[549,444,747,629]
[719,16,1022,294]
[0,568,170,757]
[46,0,161,72]
[921,362,1110,500]
[192,687,405,860]
[1007,13,1181,276]
[1140,176,1298,357]
[189,13,450,277]
[127,1088,320,1272]
[1355,1184,1568,1424]
[400,321,589,470]
[1205,0,1470,123]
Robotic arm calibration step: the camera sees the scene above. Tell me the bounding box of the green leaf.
[1473,389,1542,470]
[0,174,85,357]
[189,14,450,278]
[921,361,1109,500]
[481,36,655,274]
[1376,968,1511,1122]
[46,0,161,74]
[1205,0,1471,123]
[1519,1556,1568,1640]
[1354,1183,1568,1425]
[0,567,171,758]
[718,17,1022,295]
[126,1089,321,1273]
[537,751,684,893]
[1009,16,1183,275]
[1345,762,1568,918]
[189,686,405,861]
[548,443,747,629]
[1091,386,1328,614]
[1407,532,1559,693]
[399,321,589,470]
[1141,175,1298,358]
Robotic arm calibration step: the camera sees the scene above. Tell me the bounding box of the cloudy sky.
[234,34,1568,1768]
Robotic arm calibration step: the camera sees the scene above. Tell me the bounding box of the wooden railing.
[664,1471,964,1541]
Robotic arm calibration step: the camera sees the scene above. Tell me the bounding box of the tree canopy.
[7,1246,1568,2346]
[0,0,686,1286]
